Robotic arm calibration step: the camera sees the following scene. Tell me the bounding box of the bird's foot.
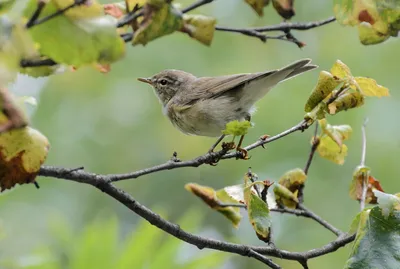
[236,147,250,160]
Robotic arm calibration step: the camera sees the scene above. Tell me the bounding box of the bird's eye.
[159,79,168,86]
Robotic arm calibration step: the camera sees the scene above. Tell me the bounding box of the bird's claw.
[236,147,250,160]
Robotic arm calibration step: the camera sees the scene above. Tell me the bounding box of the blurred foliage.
[0,209,227,269]
[0,0,399,269]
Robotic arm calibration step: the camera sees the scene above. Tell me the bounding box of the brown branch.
[215,17,335,46]
[181,0,216,13]
[37,169,355,267]
[39,119,310,183]
[26,0,88,29]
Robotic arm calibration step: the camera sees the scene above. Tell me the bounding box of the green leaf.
[182,14,216,46]
[344,206,400,269]
[185,183,242,227]
[0,0,15,15]
[222,120,252,136]
[24,0,125,67]
[132,2,183,45]
[328,91,365,114]
[244,183,271,242]
[330,59,352,79]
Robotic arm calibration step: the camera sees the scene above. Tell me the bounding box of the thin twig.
[25,1,46,28]
[26,0,88,29]
[20,58,58,68]
[181,0,215,13]
[304,122,320,175]
[360,118,369,211]
[253,17,336,32]
[299,122,320,202]
[297,205,343,236]
[247,249,281,269]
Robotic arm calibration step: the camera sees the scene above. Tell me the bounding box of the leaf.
[0,0,15,15]
[0,126,49,191]
[319,119,352,148]
[182,14,216,46]
[132,2,183,45]
[244,183,271,242]
[244,0,270,16]
[373,190,400,218]
[328,91,365,114]
[354,76,390,97]
[222,120,252,136]
[315,134,348,165]
[334,0,400,45]
[272,0,295,19]
[304,70,343,112]
[344,206,400,269]
[358,22,390,44]
[24,0,125,67]
[185,183,242,227]
[273,182,299,209]
[275,168,306,208]
[330,59,352,79]
[349,165,384,204]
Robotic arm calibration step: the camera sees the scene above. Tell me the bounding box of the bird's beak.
[137,77,153,85]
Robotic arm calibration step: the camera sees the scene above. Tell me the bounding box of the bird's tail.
[278,58,318,81]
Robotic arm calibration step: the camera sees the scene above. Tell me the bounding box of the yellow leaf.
[185,183,242,227]
[355,77,390,97]
[328,91,365,114]
[132,2,183,45]
[244,0,269,16]
[272,0,295,20]
[273,183,299,209]
[182,14,216,46]
[316,135,348,165]
[330,60,352,79]
[0,127,49,191]
[53,0,103,19]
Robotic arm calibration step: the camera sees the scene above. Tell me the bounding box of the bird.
[138,58,317,156]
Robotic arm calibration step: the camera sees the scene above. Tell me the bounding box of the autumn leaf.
[244,0,270,16]
[181,14,216,46]
[185,183,242,227]
[304,70,343,112]
[354,77,390,97]
[222,120,252,136]
[334,0,400,45]
[275,168,306,208]
[330,60,352,79]
[0,126,49,191]
[373,190,400,218]
[273,182,299,209]
[132,2,183,45]
[272,0,295,20]
[349,165,384,204]
[315,134,348,165]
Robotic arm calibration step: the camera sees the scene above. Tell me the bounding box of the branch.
[360,118,369,211]
[37,170,355,266]
[181,0,216,13]
[40,119,310,183]
[271,205,343,237]
[26,0,88,29]
[215,17,335,46]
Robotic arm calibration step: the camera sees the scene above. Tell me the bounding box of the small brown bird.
[138,59,317,153]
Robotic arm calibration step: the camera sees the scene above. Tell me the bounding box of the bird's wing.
[180,71,272,105]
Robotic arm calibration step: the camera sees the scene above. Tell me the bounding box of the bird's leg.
[208,134,225,153]
[236,115,251,160]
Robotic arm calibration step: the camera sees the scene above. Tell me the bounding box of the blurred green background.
[1,1,399,268]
